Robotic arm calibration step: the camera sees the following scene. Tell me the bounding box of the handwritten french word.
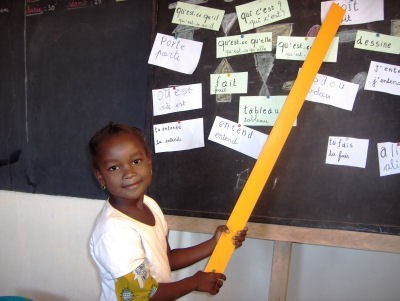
[208,116,268,159]
[153,118,204,153]
[326,136,369,168]
[306,72,359,111]
[172,2,224,31]
[365,61,400,96]
[276,36,339,62]
[210,72,248,95]
[152,83,202,116]
[355,30,400,54]
[377,142,400,176]
[148,33,203,74]
[238,96,293,127]
[216,32,272,58]
[321,0,383,25]
[236,0,291,32]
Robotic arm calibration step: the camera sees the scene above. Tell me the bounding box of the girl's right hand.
[193,271,226,295]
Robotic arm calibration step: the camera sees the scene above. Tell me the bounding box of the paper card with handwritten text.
[306,73,359,111]
[216,32,272,58]
[235,0,290,32]
[148,33,203,74]
[321,0,384,25]
[238,95,296,127]
[365,61,400,96]
[153,118,204,153]
[172,2,224,31]
[326,136,369,168]
[152,83,202,116]
[355,30,400,54]
[276,36,339,62]
[210,72,248,94]
[377,142,400,176]
[208,116,268,159]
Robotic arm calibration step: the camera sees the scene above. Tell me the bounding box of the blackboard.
[147,0,400,235]
[0,0,26,191]
[0,0,152,199]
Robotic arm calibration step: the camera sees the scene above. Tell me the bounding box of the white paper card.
[236,0,291,32]
[148,33,203,74]
[210,72,248,94]
[326,136,369,168]
[153,118,204,153]
[365,61,400,96]
[276,36,339,62]
[152,83,202,116]
[172,2,224,31]
[377,142,400,176]
[216,32,273,58]
[321,0,384,25]
[238,95,296,127]
[306,72,359,111]
[208,116,268,159]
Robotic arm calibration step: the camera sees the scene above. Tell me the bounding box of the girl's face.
[94,132,152,205]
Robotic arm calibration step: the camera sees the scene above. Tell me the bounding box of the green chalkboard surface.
[147,0,400,235]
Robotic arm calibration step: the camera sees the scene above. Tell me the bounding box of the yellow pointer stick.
[205,3,345,273]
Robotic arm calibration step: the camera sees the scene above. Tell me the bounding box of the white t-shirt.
[90,195,171,301]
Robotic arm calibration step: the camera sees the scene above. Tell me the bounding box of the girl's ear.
[94,169,105,187]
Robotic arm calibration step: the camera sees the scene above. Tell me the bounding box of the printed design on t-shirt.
[133,262,148,288]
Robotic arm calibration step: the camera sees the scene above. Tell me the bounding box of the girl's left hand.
[213,225,248,249]
[232,226,248,249]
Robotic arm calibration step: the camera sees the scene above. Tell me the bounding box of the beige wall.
[0,190,102,300]
[0,190,399,301]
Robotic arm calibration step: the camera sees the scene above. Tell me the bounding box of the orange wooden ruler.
[205,3,345,273]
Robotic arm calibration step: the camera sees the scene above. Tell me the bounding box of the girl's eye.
[132,159,142,165]
[108,165,119,171]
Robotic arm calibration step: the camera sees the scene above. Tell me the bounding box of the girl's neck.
[110,196,155,226]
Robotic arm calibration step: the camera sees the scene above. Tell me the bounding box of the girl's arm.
[115,269,226,301]
[151,271,226,301]
[167,225,247,270]
[114,226,247,300]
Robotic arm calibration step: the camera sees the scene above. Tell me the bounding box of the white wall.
[0,190,399,301]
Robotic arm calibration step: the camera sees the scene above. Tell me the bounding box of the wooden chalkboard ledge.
[165,215,400,254]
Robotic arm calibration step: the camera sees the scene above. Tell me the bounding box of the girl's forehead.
[98,133,147,156]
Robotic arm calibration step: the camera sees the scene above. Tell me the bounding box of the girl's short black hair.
[88,122,150,169]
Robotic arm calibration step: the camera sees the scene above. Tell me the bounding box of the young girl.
[88,122,247,301]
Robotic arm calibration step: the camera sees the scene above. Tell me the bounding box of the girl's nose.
[123,165,137,178]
